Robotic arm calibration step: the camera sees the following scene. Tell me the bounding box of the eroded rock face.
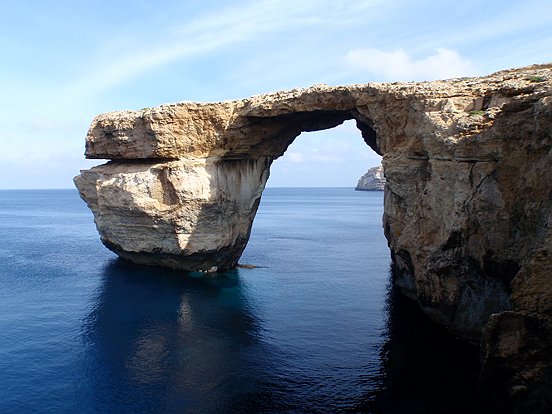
[74,157,269,271]
[355,165,385,191]
[75,64,552,411]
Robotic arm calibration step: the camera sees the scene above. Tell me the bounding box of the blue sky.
[0,0,550,188]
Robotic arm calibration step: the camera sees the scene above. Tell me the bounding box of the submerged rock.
[355,165,385,191]
[75,64,552,412]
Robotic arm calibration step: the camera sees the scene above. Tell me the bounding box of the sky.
[0,0,550,188]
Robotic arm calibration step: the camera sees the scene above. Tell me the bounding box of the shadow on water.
[355,276,483,414]
[80,259,289,414]
[80,260,482,414]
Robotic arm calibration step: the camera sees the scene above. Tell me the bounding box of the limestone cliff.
[355,165,385,191]
[75,64,552,412]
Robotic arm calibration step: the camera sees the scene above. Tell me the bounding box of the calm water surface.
[0,189,480,413]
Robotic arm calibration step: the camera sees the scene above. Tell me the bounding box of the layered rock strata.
[355,165,385,190]
[75,64,552,411]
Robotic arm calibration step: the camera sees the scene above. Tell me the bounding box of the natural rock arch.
[75,65,552,411]
[76,97,387,275]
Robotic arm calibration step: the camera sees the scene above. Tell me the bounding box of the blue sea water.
[0,188,481,413]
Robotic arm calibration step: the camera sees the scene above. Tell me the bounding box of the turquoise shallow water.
[0,188,481,413]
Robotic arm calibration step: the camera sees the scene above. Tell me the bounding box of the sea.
[0,188,482,413]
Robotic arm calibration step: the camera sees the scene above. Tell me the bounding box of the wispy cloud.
[63,0,382,100]
[345,47,478,81]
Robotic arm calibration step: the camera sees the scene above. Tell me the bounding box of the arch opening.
[232,110,380,162]
[265,119,381,188]
[236,117,481,412]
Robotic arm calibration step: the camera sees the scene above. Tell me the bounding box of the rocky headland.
[355,165,385,191]
[75,64,552,412]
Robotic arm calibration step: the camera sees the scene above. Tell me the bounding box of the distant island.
[355,165,385,191]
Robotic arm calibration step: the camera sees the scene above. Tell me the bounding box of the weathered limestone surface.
[75,64,552,412]
[355,165,385,191]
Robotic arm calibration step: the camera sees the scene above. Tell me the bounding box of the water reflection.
[80,260,481,413]
[355,278,482,414]
[81,259,271,413]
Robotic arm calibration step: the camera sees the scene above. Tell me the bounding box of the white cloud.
[345,47,478,81]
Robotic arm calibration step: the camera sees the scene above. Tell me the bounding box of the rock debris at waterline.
[75,64,552,413]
